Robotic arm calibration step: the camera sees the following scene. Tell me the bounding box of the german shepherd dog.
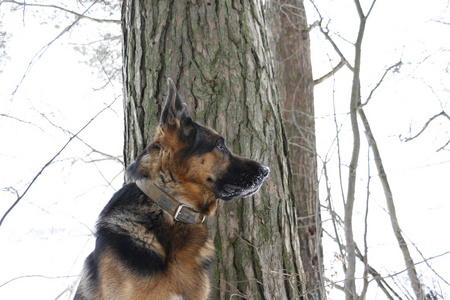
[74,78,269,300]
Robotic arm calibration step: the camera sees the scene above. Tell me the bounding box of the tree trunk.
[122,0,306,299]
[267,1,325,299]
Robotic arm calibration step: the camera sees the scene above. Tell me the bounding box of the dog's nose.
[259,165,270,177]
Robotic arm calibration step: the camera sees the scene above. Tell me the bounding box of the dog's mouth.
[218,171,269,201]
[219,185,257,201]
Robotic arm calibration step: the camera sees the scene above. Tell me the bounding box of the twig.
[322,162,346,273]
[2,0,120,24]
[0,98,118,228]
[318,23,354,72]
[359,107,425,299]
[436,139,450,152]
[0,274,78,288]
[327,250,450,299]
[11,0,99,95]
[401,111,450,142]
[361,61,402,106]
[407,238,450,287]
[38,111,124,165]
[314,60,347,85]
[381,251,450,280]
[0,113,44,131]
[359,148,371,300]
[355,246,400,300]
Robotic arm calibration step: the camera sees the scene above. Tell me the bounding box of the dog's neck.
[135,179,205,225]
[139,141,218,217]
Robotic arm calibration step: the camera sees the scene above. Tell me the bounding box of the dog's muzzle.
[218,163,270,201]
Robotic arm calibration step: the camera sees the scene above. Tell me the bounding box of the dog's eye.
[216,140,227,152]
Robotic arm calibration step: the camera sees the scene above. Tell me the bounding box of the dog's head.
[127,78,269,216]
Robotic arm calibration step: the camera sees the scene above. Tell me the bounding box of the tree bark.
[267,1,324,299]
[122,0,306,299]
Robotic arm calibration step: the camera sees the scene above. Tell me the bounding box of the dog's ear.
[160,78,195,140]
[161,78,190,125]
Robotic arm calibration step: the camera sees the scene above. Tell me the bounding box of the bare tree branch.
[38,111,124,166]
[432,19,450,26]
[0,274,78,289]
[314,59,347,85]
[0,97,118,228]
[400,111,450,145]
[359,149,372,300]
[361,61,403,106]
[10,0,100,95]
[344,1,379,298]
[52,276,79,300]
[354,0,365,19]
[355,246,402,300]
[358,107,425,299]
[328,249,450,299]
[308,0,354,73]
[344,14,364,300]
[0,113,43,131]
[408,239,450,288]
[354,0,377,19]
[318,22,354,72]
[2,0,120,24]
[381,251,450,281]
[322,161,347,272]
[436,139,450,152]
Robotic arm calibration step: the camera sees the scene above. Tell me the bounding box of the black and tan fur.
[74,78,269,300]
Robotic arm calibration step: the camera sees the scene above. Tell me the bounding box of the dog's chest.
[154,224,216,299]
[166,223,215,271]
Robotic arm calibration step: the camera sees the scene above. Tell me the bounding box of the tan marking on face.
[185,147,231,180]
[173,151,229,215]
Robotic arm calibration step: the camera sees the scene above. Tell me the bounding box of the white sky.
[0,0,449,299]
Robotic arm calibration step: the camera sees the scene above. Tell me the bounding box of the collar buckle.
[174,204,188,222]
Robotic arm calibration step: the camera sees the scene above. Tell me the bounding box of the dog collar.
[135,179,205,225]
